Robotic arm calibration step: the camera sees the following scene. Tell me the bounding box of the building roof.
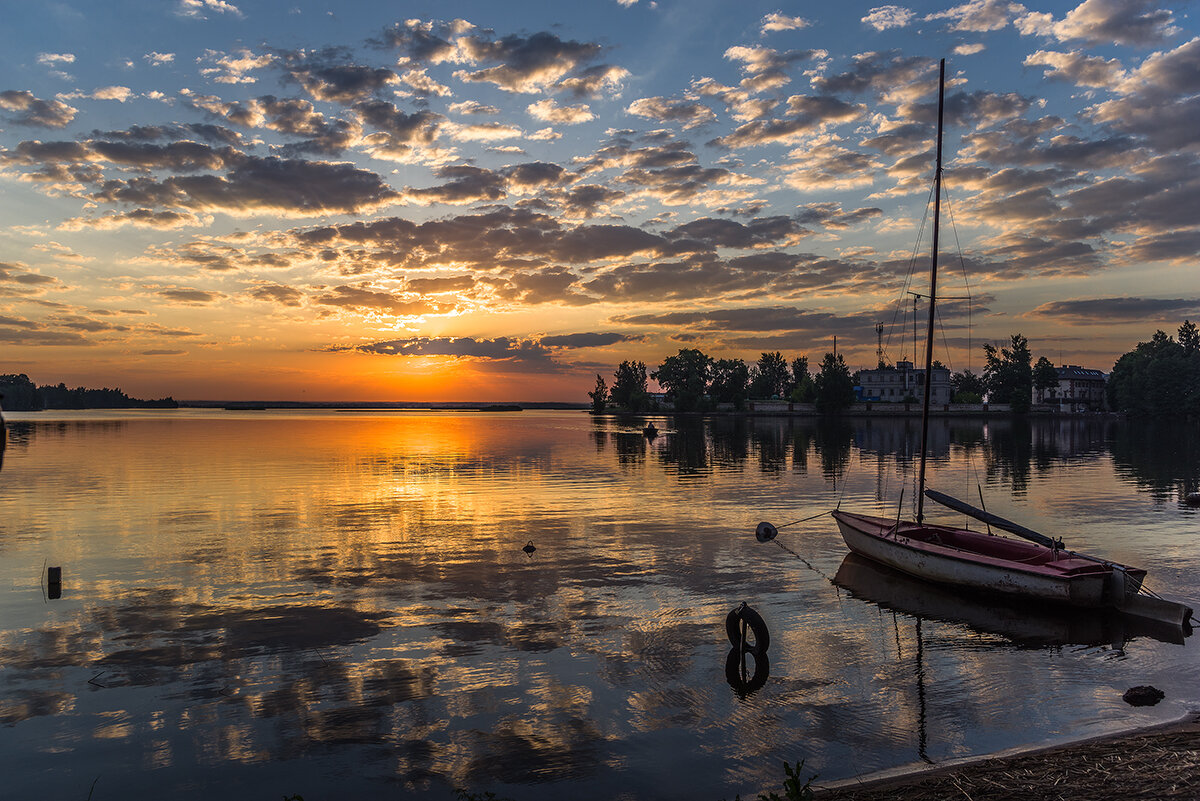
[1055,365,1106,380]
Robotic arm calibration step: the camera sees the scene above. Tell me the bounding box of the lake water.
[1,410,1198,800]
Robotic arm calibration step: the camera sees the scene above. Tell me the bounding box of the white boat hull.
[833,511,1112,607]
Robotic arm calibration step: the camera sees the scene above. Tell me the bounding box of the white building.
[858,360,953,404]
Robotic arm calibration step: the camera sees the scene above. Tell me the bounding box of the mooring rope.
[770,537,833,583]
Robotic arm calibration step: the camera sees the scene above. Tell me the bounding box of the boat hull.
[832,510,1126,608]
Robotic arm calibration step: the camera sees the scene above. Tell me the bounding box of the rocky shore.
[816,714,1200,800]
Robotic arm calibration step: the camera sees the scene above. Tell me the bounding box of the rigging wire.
[883,181,937,364]
[942,184,976,376]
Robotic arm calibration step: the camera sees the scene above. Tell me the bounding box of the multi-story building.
[1045,365,1107,412]
[858,360,953,404]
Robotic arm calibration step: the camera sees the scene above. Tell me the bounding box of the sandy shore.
[815,713,1200,800]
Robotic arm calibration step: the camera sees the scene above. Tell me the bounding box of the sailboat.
[822,61,1192,627]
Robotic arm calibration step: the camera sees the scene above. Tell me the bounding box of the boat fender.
[725,603,770,656]
[755,522,778,542]
[725,647,770,696]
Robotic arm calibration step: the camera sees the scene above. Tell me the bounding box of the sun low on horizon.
[1,0,1198,402]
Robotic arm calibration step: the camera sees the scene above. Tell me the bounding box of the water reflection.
[833,554,1188,649]
[1,411,1198,800]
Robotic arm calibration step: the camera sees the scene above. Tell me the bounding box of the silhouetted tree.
[814,352,855,413]
[709,358,750,410]
[983,334,1033,414]
[951,369,986,402]
[790,356,815,402]
[1179,319,1199,356]
[588,374,609,413]
[0,374,43,410]
[611,361,648,412]
[1033,356,1058,403]
[653,348,713,412]
[1108,325,1200,416]
[749,351,789,399]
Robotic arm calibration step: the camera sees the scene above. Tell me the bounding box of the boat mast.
[916,58,945,524]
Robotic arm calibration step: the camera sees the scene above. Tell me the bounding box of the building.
[858,360,953,404]
[1045,365,1107,412]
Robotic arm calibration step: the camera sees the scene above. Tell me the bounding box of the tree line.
[1107,321,1200,416]
[589,321,1200,418]
[0,374,179,410]
[589,349,855,414]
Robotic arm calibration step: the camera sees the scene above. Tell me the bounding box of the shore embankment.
[816,714,1200,800]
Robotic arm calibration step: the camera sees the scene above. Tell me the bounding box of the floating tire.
[755,521,778,542]
[725,647,770,696]
[725,603,770,656]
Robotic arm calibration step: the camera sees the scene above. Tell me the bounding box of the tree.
[1108,326,1200,416]
[652,348,713,412]
[0,374,43,411]
[951,369,985,403]
[749,351,790,399]
[611,360,648,412]
[983,334,1033,414]
[1033,356,1058,403]
[813,352,855,413]
[790,356,815,402]
[588,374,609,413]
[1180,319,1199,356]
[709,358,750,410]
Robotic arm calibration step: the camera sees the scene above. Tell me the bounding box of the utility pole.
[876,323,884,367]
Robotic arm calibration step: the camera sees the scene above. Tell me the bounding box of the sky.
[1,0,1199,402]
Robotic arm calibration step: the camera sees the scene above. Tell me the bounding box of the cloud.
[178,0,243,19]
[61,209,205,230]
[249,283,304,307]
[1023,50,1125,88]
[398,68,451,97]
[926,0,1026,33]
[450,32,627,97]
[712,95,867,148]
[282,53,398,102]
[862,6,916,30]
[157,288,225,304]
[197,48,274,84]
[0,262,59,297]
[812,51,933,97]
[144,52,175,66]
[1018,0,1179,46]
[626,97,717,128]
[724,46,818,93]
[314,285,443,316]
[761,13,811,33]
[1029,297,1200,322]
[448,101,500,115]
[328,335,561,371]
[58,86,135,102]
[0,317,95,346]
[141,349,186,355]
[374,18,474,65]
[540,332,633,348]
[37,53,76,66]
[0,90,77,127]
[403,164,507,204]
[89,156,400,217]
[527,99,594,124]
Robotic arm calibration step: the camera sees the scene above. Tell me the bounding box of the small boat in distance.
[823,60,1192,629]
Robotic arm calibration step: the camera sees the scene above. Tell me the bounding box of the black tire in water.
[724,647,770,696]
[725,604,770,656]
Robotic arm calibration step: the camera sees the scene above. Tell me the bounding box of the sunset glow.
[2,1,1199,401]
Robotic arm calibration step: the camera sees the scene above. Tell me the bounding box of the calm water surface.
[1,410,1199,800]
